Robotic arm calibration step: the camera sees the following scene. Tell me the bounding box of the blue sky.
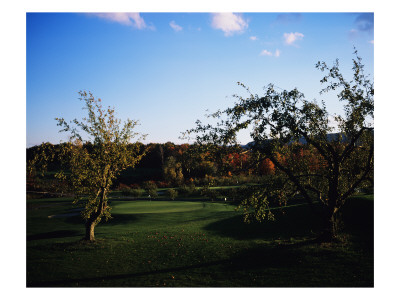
[26,12,374,147]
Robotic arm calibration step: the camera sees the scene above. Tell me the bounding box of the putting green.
[111,200,215,214]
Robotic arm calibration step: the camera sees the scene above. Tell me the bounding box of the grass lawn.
[26,195,373,287]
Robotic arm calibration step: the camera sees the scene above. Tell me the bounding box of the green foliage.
[200,186,220,201]
[165,188,178,200]
[27,143,64,192]
[178,182,196,196]
[148,189,158,199]
[143,181,158,198]
[52,91,147,240]
[120,187,142,198]
[143,181,157,192]
[120,187,132,196]
[185,51,374,239]
[163,156,184,186]
[130,188,143,198]
[236,177,289,223]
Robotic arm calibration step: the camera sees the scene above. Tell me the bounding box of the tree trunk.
[321,160,340,242]
[318,206,339,242]
[83,188,108,242]
[85,220,96,241]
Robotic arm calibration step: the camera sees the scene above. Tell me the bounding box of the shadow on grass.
[27,243,293,287]
[28,241,361,287]
[341,197,373,232]
[106,213,142,225]
[27,259,228,286]
[204,205,325,241]
[27,230,81,241]
[340,197,374,250]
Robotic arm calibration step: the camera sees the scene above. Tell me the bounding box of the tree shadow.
[204,205,325,241]
[27,242,328,287]
[341,197,373,232]
[106,213,142,225]
[224,243,304,271]
[27,230,81,241]
[63,214,84,225]
[28,258,231,286]
[340,197,374,250]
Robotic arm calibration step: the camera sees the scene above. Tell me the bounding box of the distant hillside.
[242,132,371,149]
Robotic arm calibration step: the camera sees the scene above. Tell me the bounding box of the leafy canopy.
[55,91,147,222]
[185,50,373,225]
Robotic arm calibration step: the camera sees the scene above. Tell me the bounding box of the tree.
[143,181,158,199]
[163,156,184,186]
[166,188,178,200]
[186,51,373,241]
[55,91,146,241]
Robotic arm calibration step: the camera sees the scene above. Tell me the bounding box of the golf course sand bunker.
[111,201,211,214]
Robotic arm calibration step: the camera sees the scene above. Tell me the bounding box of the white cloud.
[283,32,304,46]
[211,13,248,36]
[260,49,273,56]
[91,13,149,29]
[169,20,183,32]
[349,28,358,39]
[249,36,257,41]
[260,49,280,57]
[369,40,374,44]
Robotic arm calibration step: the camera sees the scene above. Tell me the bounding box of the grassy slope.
[26,196,373,287]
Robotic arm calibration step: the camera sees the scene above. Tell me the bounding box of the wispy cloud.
[249,36,258,41]
[369,40,374,44]
[260,50,273,56]
[90,13,150,30]
[349,28,358,40]
[169,20,183,32]
[349,13,374,41]
[355,13,374,34]
[348,28,358,39]
[283,32,304,46]
[211,13,248,36]
[260,49,280,57]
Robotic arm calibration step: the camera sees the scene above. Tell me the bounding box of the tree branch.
[298,129,333,167]
[268,155,314,205]
[339,126,373,163]
[340,143,373,202]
